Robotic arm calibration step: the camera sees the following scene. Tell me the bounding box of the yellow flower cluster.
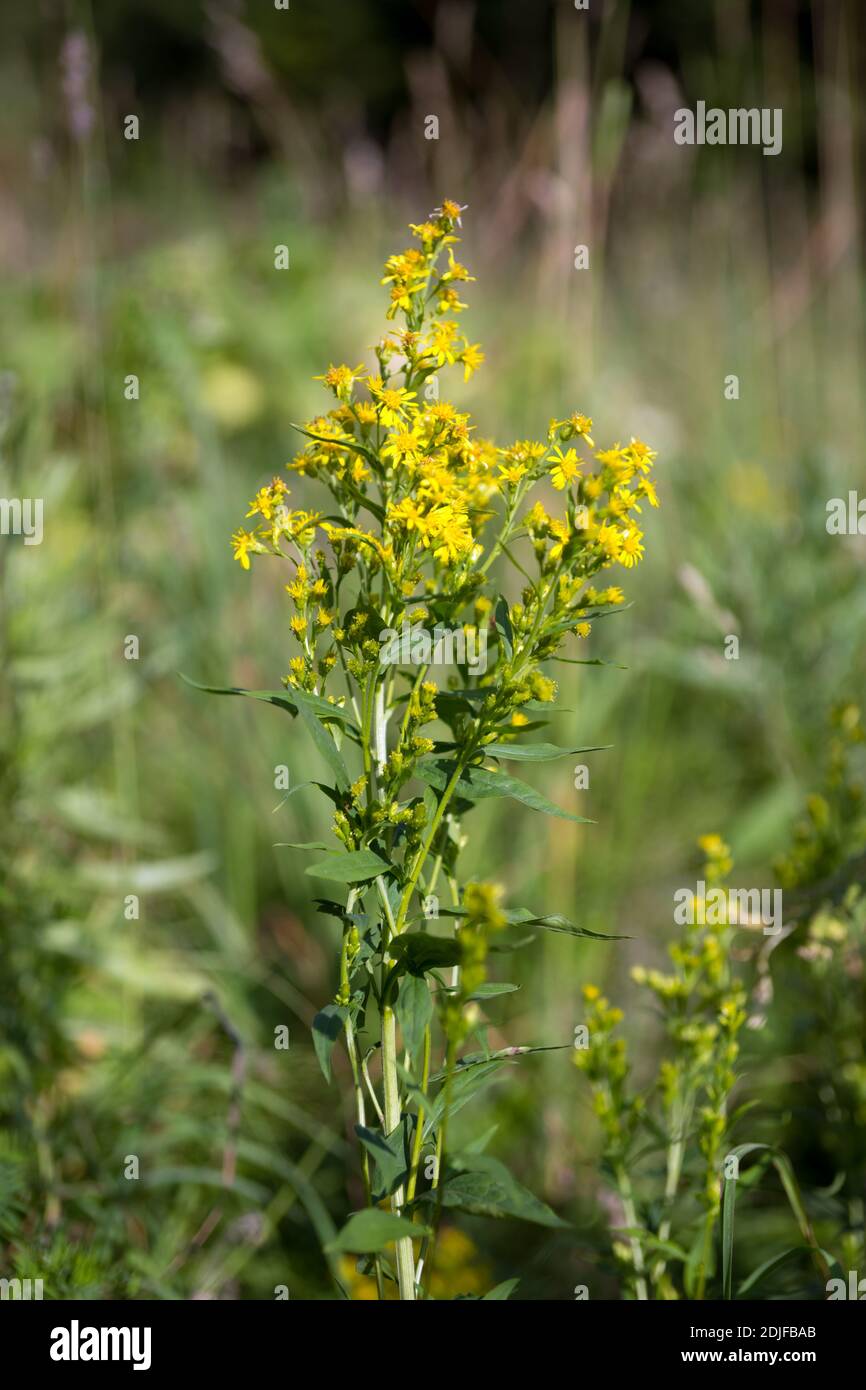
[222,201,666,958]
[228,202,659,705]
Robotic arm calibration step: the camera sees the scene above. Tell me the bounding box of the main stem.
[341,888,384,1299]
[382,1003,416,1300]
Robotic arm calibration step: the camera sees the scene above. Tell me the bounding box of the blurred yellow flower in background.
[338,1227,490,1300]
[201,361,265,431]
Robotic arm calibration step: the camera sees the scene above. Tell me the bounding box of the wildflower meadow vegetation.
[1,0,865,1320]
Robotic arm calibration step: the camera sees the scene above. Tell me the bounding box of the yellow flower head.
[368,377,419,426]
[314,362,366,402]
[460,343,485,381]
[618,528,645,568]
[231,528,263,570]
[549,446,581,491]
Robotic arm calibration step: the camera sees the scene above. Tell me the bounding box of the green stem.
[341,891,385,1300]
[394,755,468,933]
[695,1207,717,1301]
[406,1025,432,1204]
[420,1033,457,1297]
[652,1094,692,1291]
[614,1163,648,1301]
[382,1002,416,1300]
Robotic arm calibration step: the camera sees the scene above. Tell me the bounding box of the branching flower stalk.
[210,201,658,1299]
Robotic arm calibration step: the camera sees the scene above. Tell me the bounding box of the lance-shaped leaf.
[291,687,352,790]
[465,982,520,1001]
[522,700,573,712]
[551,656,626,668]
[721,1143,831,1299]
[414,1153,568,1228]
[275,840,331,851]
[415,758,592,822]
[482,741,609,762]
[356,1119,413,1199]
[435,906,626,940]
[180,674,358,730]
[311,1003,348,1083]
[389,933,463,977]
[326,1209,429,1254]
[546,601,633,635]
[493,595,513,660]
[305,848,391,884]
[396,973,433,1058]
[505,909,628,941]
[483,1278,520,1300]
[292,421,382,473]
[313,899,369,928]
[422,1057,508,1138]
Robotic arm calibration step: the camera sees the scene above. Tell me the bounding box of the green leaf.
[483,1278,520,1300]
[180,675,357,729]
[313,898,369,927]
[292,422,382,480]
[180,674,298,715]
[422,1058,508,1138]
[547,601,633,634]
[305,849,391,884]
[326,1209,429,1254]
[618,1229,687,1262]
[465,982,519,1001]
[482,742,609,762]
[292,687,351,791]
[721,1143,831,1300]
[311,1003,348,1082]
[522,700,573,712]
[736,1247,811,1297]
[396,974,433,1059]
[275,840,331,851]
[419,1153,568,1228]
[550,656,626,668]
[415,759,592,822]
[493,596,513,660]
[505,909,628,941]
[355,1122,411,1199]
[389,933,463,977]
[437,906,627,941]
[428,1043,565,1086]
[463,1124,500,1155]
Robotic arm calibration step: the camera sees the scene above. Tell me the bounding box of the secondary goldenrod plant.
[576,837,748,1299]
[773,702,866,1282]
[576,835,834,1301]
[195,201,658,1299]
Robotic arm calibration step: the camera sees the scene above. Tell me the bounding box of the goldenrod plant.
[576,836,750,1300]
[575,815,859,1301]
[769,703,866,1286]
[192,201,658,1299]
